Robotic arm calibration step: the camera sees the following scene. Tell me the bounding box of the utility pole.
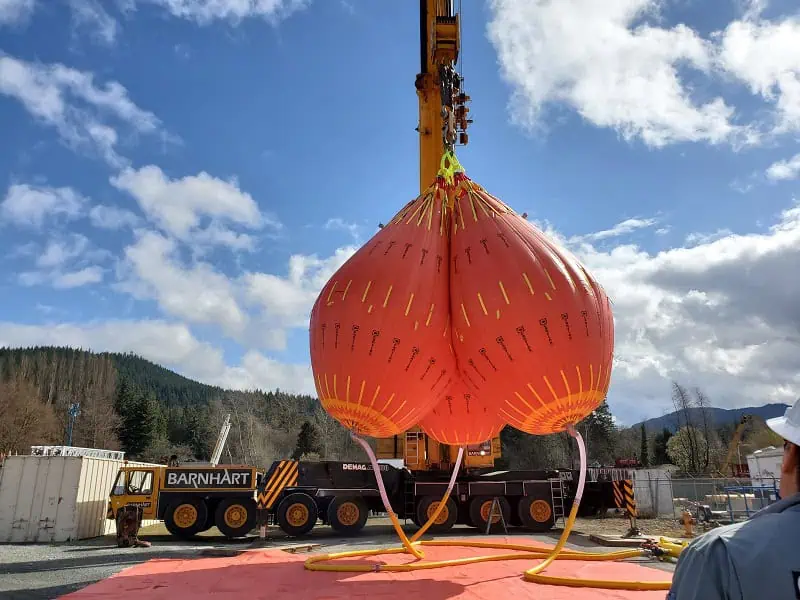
[65,403,81,447]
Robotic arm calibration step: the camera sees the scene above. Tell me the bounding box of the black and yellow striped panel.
[622,479,637,518]
[612,480,624,508]
[256,460,299,509]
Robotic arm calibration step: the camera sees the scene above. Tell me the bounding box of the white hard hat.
[766,398,800,447]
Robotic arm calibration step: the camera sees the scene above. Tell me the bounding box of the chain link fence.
[634,474,781,522]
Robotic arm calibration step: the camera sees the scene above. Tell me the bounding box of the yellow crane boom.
[416,0,471,193]
[376,2,496,472]
[721,415,752,477]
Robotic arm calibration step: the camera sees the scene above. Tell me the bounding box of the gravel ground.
[0,518,676,600]
[573,514,689,539]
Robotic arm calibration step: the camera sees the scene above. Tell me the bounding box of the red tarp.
[62,541,672,600]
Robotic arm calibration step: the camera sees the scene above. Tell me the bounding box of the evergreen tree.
[185,407,212,460]
[293,421,321,459]
[640,423,649,467]
[115,377,138,454]
[582,400,616,464]
[116,379,159,458]
[652,427,673,465]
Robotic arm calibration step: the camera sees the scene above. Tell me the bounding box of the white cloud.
[0,0,34,25]
[89,204,140,229]
[52,266,105,288]
[110,165,278,249]
[145,0,310,25]
[36,235,90,268]
[0,54,161,166]
[717,14,800,134]
[19,267,104,289]
[0,183,86,228]
[16,234,109,289]
[542,202,800,421]
[486,0,743,147]
[68,0,119,45]
[113,222,357,348]
[116,230,250,337]
[485,1,800,148]
[0,319,315,394]
[685,229,734,246]
[766,153,800,181]
[242,245,356,327]
[324,217,361,241]
[213,350,314,395]
[575,217,658,242]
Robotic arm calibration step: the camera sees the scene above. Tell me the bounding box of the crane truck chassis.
[258,460,570,537]
[108,459,632,540]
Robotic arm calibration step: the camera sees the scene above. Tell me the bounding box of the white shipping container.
[0,455,162,543]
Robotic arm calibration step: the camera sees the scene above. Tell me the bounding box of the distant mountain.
[636,403,790,433]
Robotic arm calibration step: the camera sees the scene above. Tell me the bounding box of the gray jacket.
[668,492,800,599]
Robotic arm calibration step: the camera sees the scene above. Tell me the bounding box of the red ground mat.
[61,541,673,600]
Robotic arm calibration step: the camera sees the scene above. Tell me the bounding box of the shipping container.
[0,455,162,543]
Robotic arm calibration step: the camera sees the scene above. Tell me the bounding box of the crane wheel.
[468,495,510,530]
[276,493,318,537]
[327,496,368,535]
[164,498,208,539]
[416,496,457,532]
[215,497,257,538]
[518,495,556,532]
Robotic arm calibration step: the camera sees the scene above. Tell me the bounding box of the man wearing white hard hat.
[668,398,800,599]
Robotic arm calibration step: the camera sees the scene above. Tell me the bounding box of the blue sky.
[1,0,799,425]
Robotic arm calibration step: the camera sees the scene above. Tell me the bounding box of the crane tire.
[276,493,318,537]
[468,495,510,530]
[164,498,208,539]
[416,496,458,533]
[518,495,556,532]
[327,496,368,535]
[215,497,257,538]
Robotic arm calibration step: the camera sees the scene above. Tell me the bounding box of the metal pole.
[66,403,81,447]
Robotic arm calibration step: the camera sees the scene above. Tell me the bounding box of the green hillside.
[0,346,354,467]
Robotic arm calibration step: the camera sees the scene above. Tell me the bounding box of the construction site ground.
[0,516,679,600]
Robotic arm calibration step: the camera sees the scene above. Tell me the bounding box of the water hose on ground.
[305,424,676,591]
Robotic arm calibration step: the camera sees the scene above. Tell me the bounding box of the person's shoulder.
[681,520,746,554]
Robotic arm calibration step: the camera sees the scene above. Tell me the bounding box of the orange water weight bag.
[419,377,505,445]
[446,173,615,435]
[309,184,458,438]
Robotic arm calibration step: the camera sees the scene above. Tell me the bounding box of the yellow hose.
[305,429,677,591]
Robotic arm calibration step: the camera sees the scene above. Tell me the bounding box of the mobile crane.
[107,1,630,541]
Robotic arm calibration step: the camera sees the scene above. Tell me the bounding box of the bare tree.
[0,376,59,452]
[671,382,700,473]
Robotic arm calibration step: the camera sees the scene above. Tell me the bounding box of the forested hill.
[635,403,790,433]
[0,346,349,467]
[1,347,789,477]
[111,351,228,406]
[0,345,621,472]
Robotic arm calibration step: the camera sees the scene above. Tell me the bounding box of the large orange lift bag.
[419,377,505,445]
[309,186,457,438]
[447,176,614,435]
